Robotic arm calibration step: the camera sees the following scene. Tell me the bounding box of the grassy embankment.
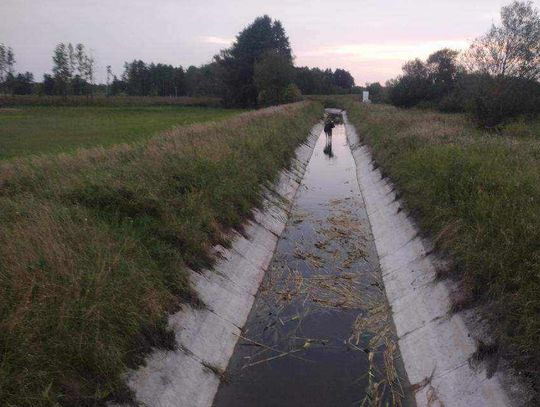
[346,102,539,390]
[0,106,241,159]
[0,101,322,406]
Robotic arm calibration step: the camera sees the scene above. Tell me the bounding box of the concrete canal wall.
[344,112,515,407]
[123,124,322,407]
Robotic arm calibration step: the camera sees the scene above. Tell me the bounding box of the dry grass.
[0,101,322,406]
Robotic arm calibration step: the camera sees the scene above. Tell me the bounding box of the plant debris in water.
[238,197,406,406]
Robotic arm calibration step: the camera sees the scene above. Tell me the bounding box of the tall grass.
[0,101,322,406]
[346,102,540,392]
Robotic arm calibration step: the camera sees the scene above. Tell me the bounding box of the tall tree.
[254,50,296,105]
[0,44,15,95]
[402,58,429,79]
[216,15,292,107]
[12,72,34,95]
[427,48,462,98]
[85,53,95,96]
[68,43,76,78]
[388,59,433,107]
[106,65,112,96]
[365,82,384,102]
[122,60,184,96]
[427,49,460,84]
[75,44,86,79]
[185,63,224,96]
[51,43,94,96]
[333,69,355,90]
[294,66,348,95]
[74,43,89,94]
[42,74,55,95]
[465,1,540,80]
[52,43,71,96]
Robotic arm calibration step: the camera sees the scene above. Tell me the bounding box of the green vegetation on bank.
[345,101,540,391]
[0,105,240,160]
[0,101,322,406]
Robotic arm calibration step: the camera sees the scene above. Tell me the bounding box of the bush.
[388,76,433,108]
[256,83,302,107]
[462,75,540,128]
[257,88,280,106]
[437,91,466,113]
[388,71,540,128]
[283,83,302,103]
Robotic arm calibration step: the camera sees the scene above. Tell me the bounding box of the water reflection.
[323,134,334,158]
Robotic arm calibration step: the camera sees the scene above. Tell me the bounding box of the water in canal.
[213,119,410,407]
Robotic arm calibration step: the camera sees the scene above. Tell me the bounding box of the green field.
[0,106,241,159]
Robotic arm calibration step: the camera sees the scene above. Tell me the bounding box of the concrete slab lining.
[124,124,323,407]
[344,113,514,407]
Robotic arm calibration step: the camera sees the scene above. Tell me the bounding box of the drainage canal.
[213,113,412,407]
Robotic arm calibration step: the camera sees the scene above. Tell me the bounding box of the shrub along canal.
[213,114,412,406]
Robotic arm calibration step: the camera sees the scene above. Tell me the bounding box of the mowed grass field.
[345,101,540,393]
[0,106,241,159]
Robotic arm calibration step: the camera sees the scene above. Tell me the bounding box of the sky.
[2,0,539,85]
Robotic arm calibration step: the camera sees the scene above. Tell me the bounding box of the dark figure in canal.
[324,119,335,139]
[323,119,335,157]
[323,134,334,157]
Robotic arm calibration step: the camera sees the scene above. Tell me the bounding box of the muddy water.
[213,123,410,407]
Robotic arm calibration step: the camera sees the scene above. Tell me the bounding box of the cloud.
[199,36,233,46]
[297,39,471,62]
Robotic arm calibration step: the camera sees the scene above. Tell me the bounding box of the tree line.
[114,16,357,106]
[385,0,540,127]
[0,43,33,95]
[0,15,357,107]
[295,67,356,95]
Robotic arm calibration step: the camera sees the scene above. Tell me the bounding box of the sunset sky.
[2,0,539,85]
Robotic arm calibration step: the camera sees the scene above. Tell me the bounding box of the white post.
[362,91,371,103]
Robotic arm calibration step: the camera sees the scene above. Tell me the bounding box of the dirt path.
[213,119,412,406]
